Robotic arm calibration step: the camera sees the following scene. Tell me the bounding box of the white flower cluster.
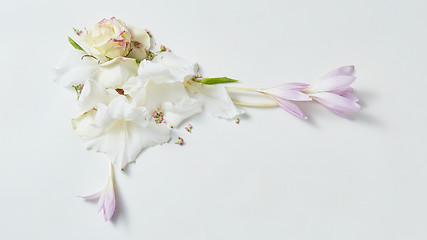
[53,18,242,169]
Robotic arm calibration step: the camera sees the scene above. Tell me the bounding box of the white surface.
[1,0,426,239]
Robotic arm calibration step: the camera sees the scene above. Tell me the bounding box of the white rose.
[73,17,150,62]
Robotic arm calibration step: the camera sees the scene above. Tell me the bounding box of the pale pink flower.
[303,66,361,118]
[81,161,116,222]
[252,66,360,119]
[260,83,312,120]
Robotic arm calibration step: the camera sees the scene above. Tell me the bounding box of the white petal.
[152,52,198,81]
[98,57,138,89]
[137,60,176,84]
[70,36,108,62]
[78,79,116,114]
[145,81,194,107]
[71,109,104,138]
[52,49,98,88]
[186,81,243,119]
[162,98,202,127]
[127,28,151,61]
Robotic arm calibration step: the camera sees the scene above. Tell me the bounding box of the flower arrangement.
[53,17,360,221]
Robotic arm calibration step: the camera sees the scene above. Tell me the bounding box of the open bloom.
[72,96,171,169]
[76,17,132,61]
[148,52,243,119]
[72,17,151,62]
[303,66,361,118]
[81,161,116,221]
[123,55,202,127]
[260,83,312,119]
[226,66,360,119]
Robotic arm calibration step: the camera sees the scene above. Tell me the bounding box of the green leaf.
[68,37,84,51]
[196,77,238,85]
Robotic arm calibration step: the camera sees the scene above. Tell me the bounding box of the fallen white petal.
[52,49,98,88]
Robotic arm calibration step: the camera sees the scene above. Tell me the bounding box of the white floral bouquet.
[53,17,361,221]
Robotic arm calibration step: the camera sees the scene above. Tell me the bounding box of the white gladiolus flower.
[72,96,171,169]
[150,52,243,119]
[124,57,202,127]
[184,80,244,119]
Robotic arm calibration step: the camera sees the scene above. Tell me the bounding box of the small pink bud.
[175,137,184,145]
[185,124,192,133]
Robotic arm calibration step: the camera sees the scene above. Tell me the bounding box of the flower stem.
[108,160,113,178]
[232,99,277,107]
[225,86,263,93]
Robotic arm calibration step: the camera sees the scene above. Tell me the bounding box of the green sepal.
[195,77,238,85]
[68,37,84,51]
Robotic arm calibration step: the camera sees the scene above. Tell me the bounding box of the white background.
[1,0,426,239]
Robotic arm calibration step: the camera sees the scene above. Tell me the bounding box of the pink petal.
[310,92,361,112]
[103,185,116,221]
[329,87,353,96]
[264,89,311,101]
[321,65,355,79]
[97,191,106,213]
[273,97,307,120]
[310,76,356,92]
[79,191,101,200]
[278,82,310,90]
[263,83,311,101]
[342,92,359,102]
